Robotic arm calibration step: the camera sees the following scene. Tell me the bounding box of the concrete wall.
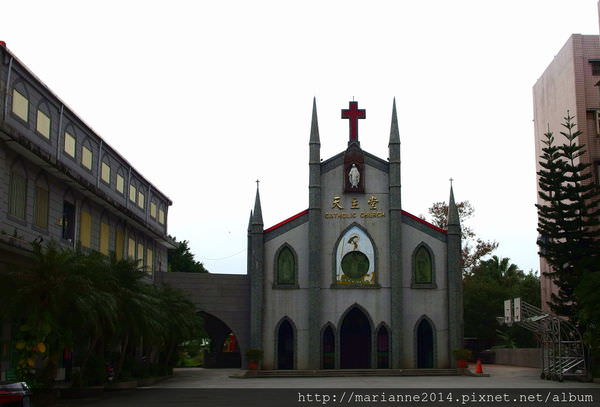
[160,272,250,357]
[401,222,449,368]
[493,348,541,368]
[263,222,309,369]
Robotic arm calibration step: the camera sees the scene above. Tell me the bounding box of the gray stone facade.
[0,44,174,379]
[249,99,463,370]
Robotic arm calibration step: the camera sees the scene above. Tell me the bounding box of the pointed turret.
[446,180,463,367]
[389,98,400,146]
[247,182,264,355]
[307,97,322,369]
[309,97,320,145]
[388,97,403,368]
[447,183,461,232]
[251,183,263,227]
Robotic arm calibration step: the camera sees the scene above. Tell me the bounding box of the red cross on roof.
[341,101,366,141]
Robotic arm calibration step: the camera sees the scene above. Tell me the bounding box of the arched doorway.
[340,306,372,369]
[376,324,390,369]
[199,312,241,368]
[416,318,434,368]
[322,325,335,369]
[276,319,295,369]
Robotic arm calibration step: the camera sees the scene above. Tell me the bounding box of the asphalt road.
[49,365,600,407]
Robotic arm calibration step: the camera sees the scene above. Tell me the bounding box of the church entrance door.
[277,320,294,369]
[340,307,371,369]
[416,319,434,368]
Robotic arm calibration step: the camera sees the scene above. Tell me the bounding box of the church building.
[247,99,463,370]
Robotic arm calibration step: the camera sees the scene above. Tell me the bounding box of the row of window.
[7,170,157,272]
[78,209,154,272]
[273,243,435,286]
[10,88,166,226]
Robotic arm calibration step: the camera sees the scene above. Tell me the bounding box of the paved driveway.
[51,365,599,407]
[156,364,597,388]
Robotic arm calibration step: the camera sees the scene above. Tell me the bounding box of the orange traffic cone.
[475,359,483,374]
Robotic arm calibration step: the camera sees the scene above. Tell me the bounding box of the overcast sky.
[3,1,599,274]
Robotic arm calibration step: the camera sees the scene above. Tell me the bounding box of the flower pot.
[248,361,259,370]
[456,360,468,368]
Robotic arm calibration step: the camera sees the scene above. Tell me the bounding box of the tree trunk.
[115,333,129,380]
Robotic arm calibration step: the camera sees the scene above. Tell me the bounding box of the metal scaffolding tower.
[502,298,587,382]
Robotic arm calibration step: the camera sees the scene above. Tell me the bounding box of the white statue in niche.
[349,164,360,188]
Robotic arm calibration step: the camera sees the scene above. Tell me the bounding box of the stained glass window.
[277,246,295,285]
[415,246,433,284]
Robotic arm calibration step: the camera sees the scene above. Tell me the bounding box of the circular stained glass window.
[341,251,370,279]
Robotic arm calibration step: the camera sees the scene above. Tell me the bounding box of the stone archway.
[339,306,372,369]
[199,312,241,368]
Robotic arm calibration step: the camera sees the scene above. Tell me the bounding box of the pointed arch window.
[273,244,298,288]
[321,324,335,369]
[333,224,378,287]
[412,243,437,288]
[376,324,390,368]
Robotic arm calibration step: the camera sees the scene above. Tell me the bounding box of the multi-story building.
[0,42,174,378]
[0,42,173,274]
[533,32,600,312]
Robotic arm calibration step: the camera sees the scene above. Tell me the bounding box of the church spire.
[310,97,320,145]
[447,181,461,232]
[252,181,263,226]
[389,98,400,145]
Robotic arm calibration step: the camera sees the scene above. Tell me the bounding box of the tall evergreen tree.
[536,112,600,321]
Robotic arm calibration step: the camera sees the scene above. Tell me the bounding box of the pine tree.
[536,112,600,321]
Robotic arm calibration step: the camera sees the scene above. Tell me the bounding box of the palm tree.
[0,242,117,386]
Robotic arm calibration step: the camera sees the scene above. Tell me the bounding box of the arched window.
[36,101,52,139]
[376,324,390,368]
[334,224,377,287]
[412,243,436,288]
[275,317,296,370]
[9,161,27,220]
[274,244,297,287]
[63,125,77,159]
[415,316,436,368]
[11,81,29,123]
[321,324,335,369]
[81,139,94,171]
[101,155,111,184]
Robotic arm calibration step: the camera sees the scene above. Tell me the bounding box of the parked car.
[0,382,31,407]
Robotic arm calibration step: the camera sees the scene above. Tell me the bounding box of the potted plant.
[245,349,263,370]
[452,348,472,368]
